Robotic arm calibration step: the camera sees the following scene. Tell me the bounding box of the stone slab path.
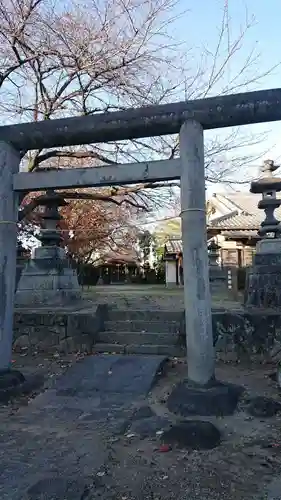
[0,354,166,500]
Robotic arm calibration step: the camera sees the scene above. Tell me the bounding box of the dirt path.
[2,353,281,499]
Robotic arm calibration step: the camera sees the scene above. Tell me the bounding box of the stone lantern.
[15,190,81,306]
[15,240,29,292]
[208,240,220,267]
[208,240,226,292]
[244,160,281,308]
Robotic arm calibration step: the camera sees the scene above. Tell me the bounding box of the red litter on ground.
[158,444,172,452]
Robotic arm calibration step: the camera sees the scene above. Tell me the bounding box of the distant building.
[96,249,141,284]
[163,191,277,286]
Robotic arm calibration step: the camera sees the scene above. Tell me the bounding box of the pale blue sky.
[172,0,281,193]
[145,0,281,225]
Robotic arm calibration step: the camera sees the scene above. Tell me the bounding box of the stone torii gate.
[1,88,281,389]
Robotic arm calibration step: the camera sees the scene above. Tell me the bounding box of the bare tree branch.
[0,0,277,223]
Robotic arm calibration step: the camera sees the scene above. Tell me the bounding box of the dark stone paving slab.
[52,354,166,396]
[0,354,166,499]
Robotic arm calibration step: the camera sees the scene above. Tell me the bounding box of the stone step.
[93,343,185,357]
[104,320,181,334]
[107,310,184,322]
[97,331,179,346]
[93,343,127,354]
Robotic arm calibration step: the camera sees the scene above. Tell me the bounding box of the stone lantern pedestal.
[245,160,281,309]
[15,191,81,306]
[245,238,281,308]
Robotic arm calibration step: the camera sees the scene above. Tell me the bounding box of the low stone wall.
[179,307,281,362]
[13,304,281,362]
[13,304,108,353]
[212,308,281,362]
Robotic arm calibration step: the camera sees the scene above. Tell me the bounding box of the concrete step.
[104,320,181,334]
[107,310,184,322]
[93,343,185,357]
[97,331,179,345]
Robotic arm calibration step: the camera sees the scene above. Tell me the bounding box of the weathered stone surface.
[161,420,221,450]
[0,354,169,498]
[108,309,183,322]
[269,340,281,361]
[181,306,281,360]
[58,334,94,354]
[13,335,31,351]
[15,245,81,307]
[262,476,281,500]
[244,238,281,308]
[167,380,244,417]
[212,310,281,361]
[129,416,171,438]
[246,396,281,418]
[13,304,108,354]
[104,319,181,334]
[12,303,281,361]
[0,370,25,389]
[93,343,126,354]
[26,477,87,500]
[133,405,155,420]
[0,370,44,403]
[179,308,281,362]
[50,355,166,399]
[125,344,184,356]
[209,267,228,294]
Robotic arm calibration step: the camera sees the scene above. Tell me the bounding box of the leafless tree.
[0,0,277,219]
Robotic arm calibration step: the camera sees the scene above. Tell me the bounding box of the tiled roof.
[210,192,260,215]
[221,230,260,239]
[164,192,281,252]
[208,213,262,230]
[98,249,140,265]
[208,192,281,230]
[216,193,260,214]
[165,239,182,254]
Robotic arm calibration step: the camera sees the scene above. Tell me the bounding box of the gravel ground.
[93,360,281,500]
[82,285,243,310]
[3,351,281,500]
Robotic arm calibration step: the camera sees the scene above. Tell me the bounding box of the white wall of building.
[165,260,177,286]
